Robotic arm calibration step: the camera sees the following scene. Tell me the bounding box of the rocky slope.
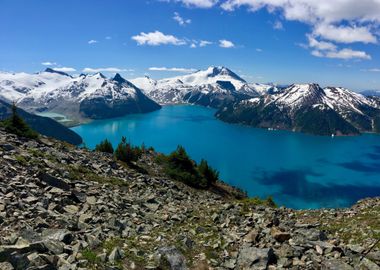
[216,84,380,136]
[0,69,161,125]
[0,129,380,269]
[131,67,275,108]
[0,100,82,145]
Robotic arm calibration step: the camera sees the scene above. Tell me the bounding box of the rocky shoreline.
[0,128,379,269]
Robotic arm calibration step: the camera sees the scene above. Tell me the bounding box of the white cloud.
[219,39,235,48]
[256,48,263,52]
[190,43,197,48]
[83,67,134,73]
[273,20,283,30]
[307,35,371,60]
[199,40,213,47]
[173,12,191,26]
[366,68,380,72]
[308,35,337,51]
[165,0,218,8]
[88,40,98,44]
[314,48,371,60]
[314,23,377,44]
[41,62,57,66]
[105,36,112,40]
[132,31,186,46]
[52,67,76,72]
[149,67,197,73]
[220,1,380,45]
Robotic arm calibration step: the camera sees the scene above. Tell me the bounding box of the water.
[72,105,380,209]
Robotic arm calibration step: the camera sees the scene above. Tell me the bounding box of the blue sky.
[1,0,380,91]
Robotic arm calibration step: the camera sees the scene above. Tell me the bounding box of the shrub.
[157,145,220,189]
[114,136,142,163]
[198,159,219,186]
[1,103,38,139]
[95,139,114,154]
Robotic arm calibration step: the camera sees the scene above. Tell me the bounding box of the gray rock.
[0,262,14,270]
[108,247,124,263]
[157,247,187,270]
[321,259,354,270]
[237,246,276,270]
[38,172,70,191]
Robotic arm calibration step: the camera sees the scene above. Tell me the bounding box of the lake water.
[72,105,380,209]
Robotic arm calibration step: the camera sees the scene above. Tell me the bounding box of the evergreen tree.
[198,159,219,186]
[2,103,38,139]
[95,139,114,154]
[114,136,142,163]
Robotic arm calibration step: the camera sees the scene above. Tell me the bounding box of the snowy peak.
[44,68,71,77]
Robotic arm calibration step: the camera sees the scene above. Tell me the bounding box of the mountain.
[131,66,275,108]
[361,90,380,97]
[216,83,380,136]
[0,99,82,144]
[0,69,161,124]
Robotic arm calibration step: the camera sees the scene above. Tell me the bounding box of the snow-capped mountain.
[131,66,275,107]
[0,69,161,123]
[216,83,380,136]
[361,90,380,97]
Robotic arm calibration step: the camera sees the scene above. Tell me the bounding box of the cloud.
[313,48,371,60]
[88,40,98,44]
[190,43,197,48]
[83,67,134,73]
[308,35,371,60]
[219,39,235,48]
[308,35,337,51]
[132,31,186,46]
[220,1,380,47]
[256,48,263,52]
[164,0,218,8]
[149,67,197,73]
[365,68,380,72]
[314,23,377,44]
[41,62,57,66]
[173,12,191,25]
[105,36,112,40]
[199,40,213,47]
[52,67,76,72]
[273,20,283,30]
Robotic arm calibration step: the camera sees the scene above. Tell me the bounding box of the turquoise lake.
[72,105,380,209]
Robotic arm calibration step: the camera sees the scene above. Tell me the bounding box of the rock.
[108,247,124,263]
[157,247,187,270]
[0,262,14,270]
[1,144,15,151]
[321,259,354,270]
[38,172,71,191]
[271,227,291,243]
[237,246,276,270]
[244,229,259,244]
[357,258,380,270]
[63,205,79,214]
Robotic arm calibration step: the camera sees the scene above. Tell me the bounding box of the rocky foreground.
[0,128,379,270]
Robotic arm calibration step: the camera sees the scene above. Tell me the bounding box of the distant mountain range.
[1,66,380,136]
[131,66,277,108]
[0,68,160,124]
[216,84,380,136]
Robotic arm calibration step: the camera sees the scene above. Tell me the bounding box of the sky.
[1,0,380,91]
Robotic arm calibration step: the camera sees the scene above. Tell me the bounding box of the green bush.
[157,145,219,189]
[114,136,142,163]
[198,159,219,185]
[95,139,114,154]
[1,103,38,139]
